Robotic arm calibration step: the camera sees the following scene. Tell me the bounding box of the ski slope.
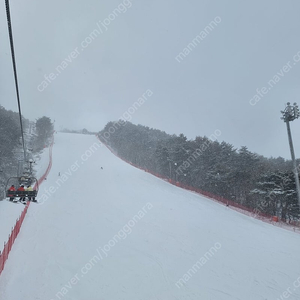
[0,132,299,300]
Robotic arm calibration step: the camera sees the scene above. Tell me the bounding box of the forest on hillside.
[99,121,300,222]
[0,106,53,198]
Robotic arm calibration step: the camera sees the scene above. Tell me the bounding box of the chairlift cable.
[5,0,26,161]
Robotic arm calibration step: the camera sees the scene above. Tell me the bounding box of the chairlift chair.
[5,176,39,201]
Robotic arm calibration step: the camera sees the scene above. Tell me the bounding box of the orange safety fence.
[0,137,54,276]
[99,137,300,231]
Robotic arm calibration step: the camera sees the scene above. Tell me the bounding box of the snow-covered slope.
[0,132,299,300]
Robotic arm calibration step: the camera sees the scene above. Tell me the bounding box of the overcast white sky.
[1,0,300,159]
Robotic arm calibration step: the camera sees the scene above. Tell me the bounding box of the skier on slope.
[8,185,15,201]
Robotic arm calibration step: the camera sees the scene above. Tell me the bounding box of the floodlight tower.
[281,102,300,207]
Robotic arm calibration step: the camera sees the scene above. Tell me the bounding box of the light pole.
[167,158,172,179]
[17,160,24,177]
[167,157,178,180]
[281,102,300,207]
[28,159,34,175]
[167,148,183,179]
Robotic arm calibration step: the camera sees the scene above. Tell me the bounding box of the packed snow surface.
[0,132,299,300]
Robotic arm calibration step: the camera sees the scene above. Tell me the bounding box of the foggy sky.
[1,0,300,159]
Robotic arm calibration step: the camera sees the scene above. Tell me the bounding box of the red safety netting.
[34,139,54,189]
[0,204,28,274]
[99,137,300,231]
[0,137,54,276]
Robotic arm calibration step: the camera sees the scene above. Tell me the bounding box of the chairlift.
[5,176,39,202]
